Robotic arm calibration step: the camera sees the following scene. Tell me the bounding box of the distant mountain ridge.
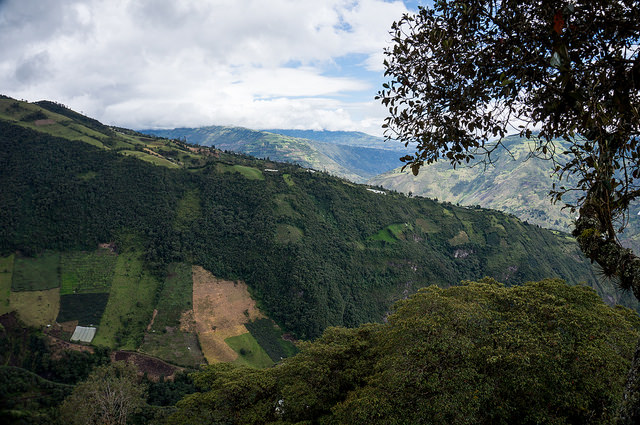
[141,126,406,182]
[262,129,403,151]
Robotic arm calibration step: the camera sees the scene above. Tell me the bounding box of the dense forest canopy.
[167,279,640,425]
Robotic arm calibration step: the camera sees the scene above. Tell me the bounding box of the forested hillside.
[0,98,635,341]
[168,279,640,425]
[369,135,640,254]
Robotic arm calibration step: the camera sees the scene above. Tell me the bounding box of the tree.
[167,279,640,424]
[377,0,640,295]
[59,362,146,425]
[377,1,640,420]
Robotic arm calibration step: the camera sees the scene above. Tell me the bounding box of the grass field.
[139,263,204,366]
[246,318,298,362]
[11,251,60,291]
[283,173,294,186]
[92,253,160,349]
[9,288,60,327]
[192,266,265,364]
[149,263,193,330]
[218,163,265,180]
[120,150,180,168]
[60,249,117,295]
[175,191,202,232]
[449,230,471,246]
[140,329,205,368]
[0,254,14,314]
[276,224,303,244]
[415,217,440,234]
[225,332,273,368]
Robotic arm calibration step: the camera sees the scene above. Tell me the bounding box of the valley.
[1,96,638,423]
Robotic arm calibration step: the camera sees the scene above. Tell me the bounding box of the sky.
[0,0,430,136]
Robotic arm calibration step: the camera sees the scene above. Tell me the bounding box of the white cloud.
[0,0,408,134]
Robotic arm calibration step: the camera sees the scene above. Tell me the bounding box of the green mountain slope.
[1,97,635,342]
[369,135,640,254]
[142,126,404,182]
[263,129,400,150]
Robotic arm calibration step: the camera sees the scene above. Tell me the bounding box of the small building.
[367,188,386,195]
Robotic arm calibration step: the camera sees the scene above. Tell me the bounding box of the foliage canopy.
[59,362,146,425]
[377,0,640,296]
[168,279,640,425]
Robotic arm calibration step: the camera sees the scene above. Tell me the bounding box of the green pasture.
[11,251,60,291]
[149,263,193,331]
[140,330,204,368]
[276,224,303,244]
[10,288,60,327]
[246,318,298,362]
[283,173,294,186]
[92,253,160,349]
[60,249,117,295]
[370,223,412,243]
[415,217,439,234]
[449,230,471,246]
[218,163,264,180]
[175,190,202,232]
[0,254,14,314]
[77,171,98,181]
[225,332,274,369]
[120,150,180,168]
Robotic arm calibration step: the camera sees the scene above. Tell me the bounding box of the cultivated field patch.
[56,293,109,326]
[191,266,264,364]
[140,263,204,367]
[11,251,60,291]
[0,254,14,314]
[60,249,117,295]
[246,318,298,362]
[112,351,182,382]
[9,288,60,327]
[218,163,265,180]
[92,253,159,349]
[140,329,204,368]
[224,332,273,368]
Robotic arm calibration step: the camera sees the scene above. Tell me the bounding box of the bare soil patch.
[146,309,158,331]
[112,351,182,382]
[46,335,94,360]
[191,266,264,364]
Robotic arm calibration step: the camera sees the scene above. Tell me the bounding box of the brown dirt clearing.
[191,266,264,364]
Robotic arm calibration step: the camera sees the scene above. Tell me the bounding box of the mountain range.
[141,126,408,183]
[369,135,640,254]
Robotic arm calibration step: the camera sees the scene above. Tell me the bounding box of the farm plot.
[60,249,117,295]
[224,333,273,368]
[56,293,109,326]
[0,254,14,314]
[140,263,204,367]
[191,266,265,364]
[246,318,298,362]
[9,288,59,327]
[92,253,159,349]
[11,251,60,291]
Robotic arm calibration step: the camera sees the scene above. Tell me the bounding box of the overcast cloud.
[0,0,422,135]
